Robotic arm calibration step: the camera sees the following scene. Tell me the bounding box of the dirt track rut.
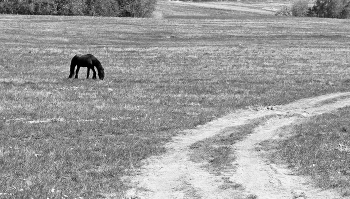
[125,92,350,199]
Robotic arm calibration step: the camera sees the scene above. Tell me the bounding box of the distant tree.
[93,0,119,16]
[33,0,57,15]
[55,0,69,15]
[67,0,86,15]
[311,0,350,18]
[11,0,34,14]
[0,3,9,13]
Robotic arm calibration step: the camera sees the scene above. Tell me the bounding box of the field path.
[124,92,350,199]
[172,1,276,15]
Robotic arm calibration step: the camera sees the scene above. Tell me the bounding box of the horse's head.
[98,68,105,80]
[93,58,104,80]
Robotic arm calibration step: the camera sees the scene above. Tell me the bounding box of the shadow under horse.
[68,54,105,80]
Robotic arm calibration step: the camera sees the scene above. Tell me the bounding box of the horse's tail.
[93,57,104,80]
[69,55,78,78]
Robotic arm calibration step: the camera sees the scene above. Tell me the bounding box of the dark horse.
[68,54,104,80]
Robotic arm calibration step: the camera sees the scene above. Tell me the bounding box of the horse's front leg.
[91,67,97,79]
[69,65,75,78]
[75,66,80,79]
[87,67,90,79]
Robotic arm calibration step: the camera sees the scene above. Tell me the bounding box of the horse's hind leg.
[69,70,74,78]
[75,66,80,78]
[87,68,89,79]
[91,67,97,79]
[69,59,76,78]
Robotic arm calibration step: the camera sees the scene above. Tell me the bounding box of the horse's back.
[75,54,95,66]
[72,54,102,70]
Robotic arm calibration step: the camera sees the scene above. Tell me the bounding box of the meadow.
[1,0,350,197]
[271,107,350,196]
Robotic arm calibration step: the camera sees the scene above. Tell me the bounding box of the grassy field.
[271,108,350,197]
[1,0,350,197]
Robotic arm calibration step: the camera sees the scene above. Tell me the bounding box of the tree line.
[276,0,350,18]
[0,0,156,17]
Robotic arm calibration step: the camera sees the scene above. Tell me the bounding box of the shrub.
[292,0,309,17]
[118,0,156,17]
[275,6,292,16]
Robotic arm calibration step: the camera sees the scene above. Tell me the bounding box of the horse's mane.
[71,54,79,64]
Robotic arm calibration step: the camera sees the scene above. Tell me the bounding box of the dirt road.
[172,1,277,15]
[124,92,350,199]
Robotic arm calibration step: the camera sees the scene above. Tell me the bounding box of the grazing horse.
[68,54,104,80]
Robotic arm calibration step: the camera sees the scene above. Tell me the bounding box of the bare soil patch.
[173,1,278,15]
[125,92,350,198]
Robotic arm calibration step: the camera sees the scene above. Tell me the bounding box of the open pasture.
[1,1,350,197]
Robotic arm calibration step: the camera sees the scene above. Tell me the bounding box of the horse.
[68,54,104,80]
